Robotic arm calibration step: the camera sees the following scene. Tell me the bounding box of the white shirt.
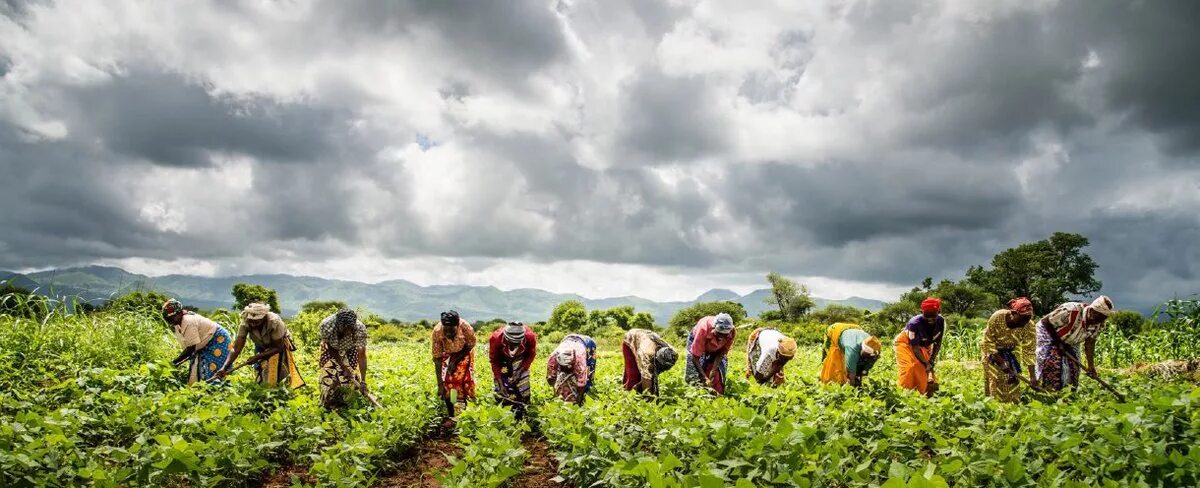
[754,329,783,376]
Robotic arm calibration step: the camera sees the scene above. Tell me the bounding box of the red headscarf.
[920,297,942,313]
[1008,297,1033,315]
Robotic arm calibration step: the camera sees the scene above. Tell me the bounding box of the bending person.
[547,334,596,405]
[818,323,881,386]
[217,303,304,389]
[432,310,476,417]
[894,297,945,396]
[622,328,677,397]
[685,313,736,395]
[745,327,797,386]
[980,297,1036,402]
[488,322,536,420]
[162,299,233,385]
[1035,296,1114,391]
[317,308,370,409]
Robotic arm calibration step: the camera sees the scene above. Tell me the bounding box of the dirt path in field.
[261,464,316,487]
[512,434,568,488]
[377,425,464,488]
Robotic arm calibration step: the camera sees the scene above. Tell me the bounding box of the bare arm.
[220,335,247,373]
[172,346,197,366]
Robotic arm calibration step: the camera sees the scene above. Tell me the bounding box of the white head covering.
[860,342,876,355]
[241,302,270,320]
[1089,295,1115,316]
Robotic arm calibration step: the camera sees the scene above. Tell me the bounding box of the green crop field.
[2,297,1199,487]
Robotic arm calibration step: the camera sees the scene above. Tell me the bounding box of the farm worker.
[745,327,797,386]
[547,334,597,405]
[685,313,736,395]
[216,303,305,389]
[980,297,1036,402]
[1035,296,1115,391]
[433,310,476,417]
[818,323,882,386]
[162,299,234,385]
[621,328,678,396]
[894,297,946,396]
[488,322,537,420]
[317,308,372,409]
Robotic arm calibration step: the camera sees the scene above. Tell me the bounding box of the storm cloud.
[1,0,1197,309]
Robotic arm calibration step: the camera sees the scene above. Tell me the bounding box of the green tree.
[763,272,815,320]
[1107,310,1147,338]
[668,301,747,338]
[807,304,867,325]
[966,232,1101,314]
[630,311,656,330]
[231,283,281,313]
[603,305,635,330]
[101,289,172,314]
[932,279,997,317]
[546,300,589,334]
[301,300,347,314]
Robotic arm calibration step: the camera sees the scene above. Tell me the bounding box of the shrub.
[667,301,748,338]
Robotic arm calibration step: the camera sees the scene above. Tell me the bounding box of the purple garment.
[904,315,945,348]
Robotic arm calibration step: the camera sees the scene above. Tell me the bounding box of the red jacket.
[488,325,538,380]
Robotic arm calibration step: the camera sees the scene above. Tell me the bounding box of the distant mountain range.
[0,266,885,323]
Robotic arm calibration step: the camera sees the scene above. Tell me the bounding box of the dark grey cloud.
[64,69,346,167]
[1061,0,1200,157]
[316,0,570,89]
[617,68,729,163]
[1,0,1199,314]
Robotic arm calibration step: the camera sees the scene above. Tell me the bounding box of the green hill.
[2,266,885,323]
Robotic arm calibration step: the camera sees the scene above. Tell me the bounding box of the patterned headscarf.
[1008,297,1034,315]
[335,308,357,329]
[440,310,460,328]
[713,313,734,334]
[920,297,942,313]
[653,346,678,373]
[557,349,575,372]
[503,322,527,344]
[162,298,185,318]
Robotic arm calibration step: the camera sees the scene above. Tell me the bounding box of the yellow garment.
[819,323,860,384]
[894,332,934,394]
[980,309,1036,402]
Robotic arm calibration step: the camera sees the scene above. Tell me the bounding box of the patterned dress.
[547,335,596,403]
[685,316,735,395]
[174,313,232,385]
[237,312,305,389]
[980,310,1036,402]
[318,315,368,408]
[488,325,536,418]
[432,319,476,406]
[1036,302,1104,391]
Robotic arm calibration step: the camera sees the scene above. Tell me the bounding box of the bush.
[1108,310,1148,338]
[546,300,588,334]
[667,301,747,338]
[807,304,867,325]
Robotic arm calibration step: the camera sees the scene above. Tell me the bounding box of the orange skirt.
[894,332,934,394]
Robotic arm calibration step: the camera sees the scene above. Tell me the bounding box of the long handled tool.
[985,354,1047,393]
[1062,350,1126,402]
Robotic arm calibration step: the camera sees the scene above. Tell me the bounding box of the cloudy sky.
[1,0,1197,308]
